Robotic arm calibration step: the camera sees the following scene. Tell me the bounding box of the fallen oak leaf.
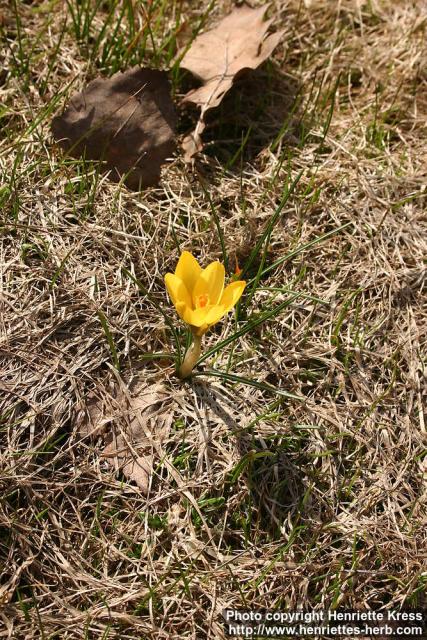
[51,68,176,190]
[179,4,284,161]
[79,379,174,495]
[78,377,226,540]
[78,391,116,438]
[102,382,173,494]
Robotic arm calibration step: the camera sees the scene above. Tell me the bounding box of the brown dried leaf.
[179,4,283,160]
[51,68,176,189]
[80,380,174,494]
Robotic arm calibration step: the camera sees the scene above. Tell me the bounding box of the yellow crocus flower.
[164,251,246,378]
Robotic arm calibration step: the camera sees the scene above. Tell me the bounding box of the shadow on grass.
[178,63,302,170]
[192,380,307,539]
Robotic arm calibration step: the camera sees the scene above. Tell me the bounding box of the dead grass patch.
[1,1,426,638]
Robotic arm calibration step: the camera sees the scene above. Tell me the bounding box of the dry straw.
[1,0,426,638]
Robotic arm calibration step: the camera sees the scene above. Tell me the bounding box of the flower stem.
[179,333,202,379]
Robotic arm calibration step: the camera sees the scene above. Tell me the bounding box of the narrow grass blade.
[257,287,328,305]
[121,267,182,365]
[241,168,304,279]
[193,369,303,401]
[199,182,228,271]
[254,222,353,282]
[138,352,175,362]
[197,293,300,366]
[97,310,120,370]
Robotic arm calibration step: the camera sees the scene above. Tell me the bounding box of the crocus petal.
[175,251,202,295]
[203,304,226,325]
[193,261,225,306]
[183,306,210,327]
[164,273,192,321]
[220,280,246,313]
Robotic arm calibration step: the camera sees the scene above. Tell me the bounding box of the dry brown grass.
[1,0,426,638]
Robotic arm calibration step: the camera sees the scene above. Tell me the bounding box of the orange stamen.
[197,294,209,308]
[234,256,242,277]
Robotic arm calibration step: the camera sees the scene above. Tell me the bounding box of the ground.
[1,1,426,639]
